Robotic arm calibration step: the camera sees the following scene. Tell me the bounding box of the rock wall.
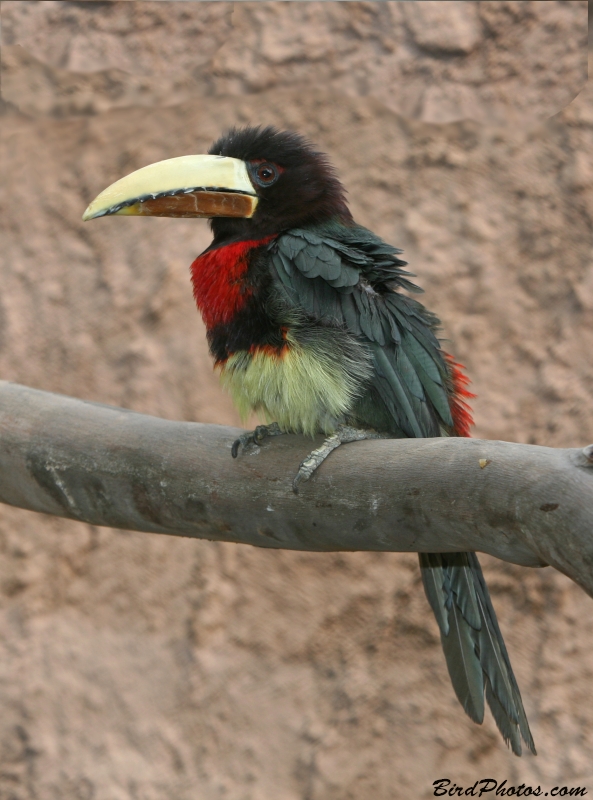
[0,2,591,798]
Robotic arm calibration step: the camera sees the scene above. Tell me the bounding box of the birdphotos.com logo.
[432,778,588,797]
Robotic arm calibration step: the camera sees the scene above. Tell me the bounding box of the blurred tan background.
[0,2,591,797]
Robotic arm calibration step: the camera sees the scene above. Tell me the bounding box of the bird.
[83,125,535,756]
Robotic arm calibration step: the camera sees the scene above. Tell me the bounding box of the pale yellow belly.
[218,340,363,436]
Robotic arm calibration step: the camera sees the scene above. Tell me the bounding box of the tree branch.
[1,380,592,595]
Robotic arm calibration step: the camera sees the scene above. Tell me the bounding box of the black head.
[208,126,352,241]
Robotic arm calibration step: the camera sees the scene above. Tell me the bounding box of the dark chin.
[208,193,352,246]
[209,213,293,244]
[210,217,255,242]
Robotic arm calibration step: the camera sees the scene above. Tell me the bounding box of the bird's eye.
[251,162,279,187]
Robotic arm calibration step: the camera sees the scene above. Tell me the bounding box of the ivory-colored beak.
[82,155,258,221]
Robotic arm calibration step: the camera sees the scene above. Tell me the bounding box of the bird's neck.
[190,236,275,331]
[208,217,260,246]
[209,208,353,246]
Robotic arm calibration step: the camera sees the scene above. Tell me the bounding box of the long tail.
[419,551,536,756]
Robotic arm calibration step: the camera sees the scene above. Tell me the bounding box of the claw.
[292,433,341,493]
[231,436,244,459]
[292,451,323,493]
[292,426,392,493]
[231,422,284,458]
[233,423,391,491]
[291,470,309,494]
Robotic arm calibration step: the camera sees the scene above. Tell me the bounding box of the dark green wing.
[268,222,454,438]
[268,222,535,756]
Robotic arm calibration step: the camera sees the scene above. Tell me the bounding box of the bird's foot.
[292,425,392,494]
[231,422,285,458]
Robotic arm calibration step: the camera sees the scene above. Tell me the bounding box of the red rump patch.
[444,353,476,437]
[190,236,274,329]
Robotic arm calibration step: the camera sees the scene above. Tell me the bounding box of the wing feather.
[268,224,534,756]
[270,225,452,437]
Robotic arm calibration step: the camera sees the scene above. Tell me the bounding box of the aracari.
[84,125,535,756]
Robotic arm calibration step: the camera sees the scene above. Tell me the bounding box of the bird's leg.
[293,425,392,493]
[231,422,285,458]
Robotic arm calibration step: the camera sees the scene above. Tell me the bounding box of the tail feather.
[445,601,485,724]
[473,578,520,725]
[486,677,523,755]
[419,551,536,756]
[420,552,449,635]
[467,552,536,755]
[450,559,481,631]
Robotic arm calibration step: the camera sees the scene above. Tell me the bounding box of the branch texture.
[1,380,592,594]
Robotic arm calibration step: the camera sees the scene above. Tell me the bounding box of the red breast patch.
[191,236,274,329]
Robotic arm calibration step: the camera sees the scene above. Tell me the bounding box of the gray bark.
[1,380,592,594]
